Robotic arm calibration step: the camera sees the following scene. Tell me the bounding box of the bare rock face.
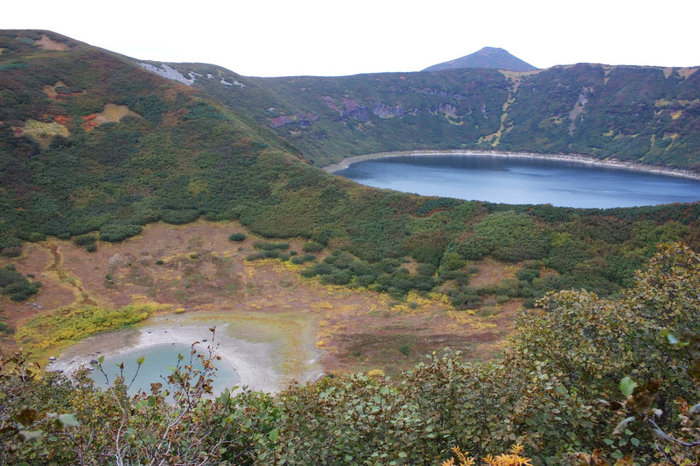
[138,63,196,85]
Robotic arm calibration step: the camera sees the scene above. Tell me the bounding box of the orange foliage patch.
[54,115,71,126]
[81,114,98,132]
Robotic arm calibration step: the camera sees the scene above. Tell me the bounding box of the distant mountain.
[423,47,537,72]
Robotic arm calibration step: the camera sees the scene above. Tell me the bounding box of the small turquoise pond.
[89,344,240,394]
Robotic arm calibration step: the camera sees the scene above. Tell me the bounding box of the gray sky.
[3,0,699,77]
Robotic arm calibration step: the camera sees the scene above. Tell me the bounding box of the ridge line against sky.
[2,0,699,77]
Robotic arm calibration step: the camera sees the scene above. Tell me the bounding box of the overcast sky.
[3,0,699,77]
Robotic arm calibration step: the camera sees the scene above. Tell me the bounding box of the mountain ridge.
[163,60,699,169]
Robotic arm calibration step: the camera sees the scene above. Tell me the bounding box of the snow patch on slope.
[139,63,196,86]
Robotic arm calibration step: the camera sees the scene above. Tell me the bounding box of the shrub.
[0,321,12,334]
[416,197,461,216]
[0,246,22,258]
[73,234,97,247]
[441,252,465,271]
[302,241,324,253]
[291,254,316,265]
[160,209,200,225]
[0,266,40,302]
[416,263,437,277]
[358,274,375,287]
[25,232,46,242]
[228,232,246,242]
[253,241,289,251]
[516,267,540,283]
[99,224,142,242]
[6,282,40,301]
[321,270,352,285]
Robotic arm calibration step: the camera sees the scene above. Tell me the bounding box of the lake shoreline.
[323,149,700,181]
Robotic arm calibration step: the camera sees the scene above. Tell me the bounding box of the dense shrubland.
[1,244,697,464]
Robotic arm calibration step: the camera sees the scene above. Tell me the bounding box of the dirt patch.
[42,81,63,99]
[1,220,522,378]
[42,81,83,100]
[467,257,519,288]
[678,67,698,79]
[35,34,68,51]
[161,108,188,127]
[82,104,140,131]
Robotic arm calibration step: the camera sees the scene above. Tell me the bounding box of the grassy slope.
[178,61,700,168]
[0,30,698,309]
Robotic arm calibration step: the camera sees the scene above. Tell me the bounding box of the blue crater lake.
[334,155,700,208]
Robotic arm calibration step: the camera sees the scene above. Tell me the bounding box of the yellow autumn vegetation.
[21,119,70,147]
[16,302,162,361]
[442,444,532,466]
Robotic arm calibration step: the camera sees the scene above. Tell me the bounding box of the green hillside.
[0,30,699,306]
[178,61,700,168]
[0,30,306,245]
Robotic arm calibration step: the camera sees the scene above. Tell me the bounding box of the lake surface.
[335,155,700,208]
[89,343,240,395]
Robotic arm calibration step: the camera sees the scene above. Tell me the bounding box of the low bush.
[228,232,246,242]
[416,263,437,277]
[0,266,40,302]
[73,234,97,247]
[516,267,540,283]
[302,241,324,253]
[291,254,316,265]
[160,209,200,225]
[253,241,289,251]
[0,246,22,258]
[99,224,142,242]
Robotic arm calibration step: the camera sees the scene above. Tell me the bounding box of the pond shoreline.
[323,149,700,181]
[47,318,302,394]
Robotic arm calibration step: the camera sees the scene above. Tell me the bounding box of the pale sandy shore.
[49,314,321,393]
[323,149,700,181]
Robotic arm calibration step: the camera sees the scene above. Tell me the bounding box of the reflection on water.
[336,155,700,208]
[89,344,240,394]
